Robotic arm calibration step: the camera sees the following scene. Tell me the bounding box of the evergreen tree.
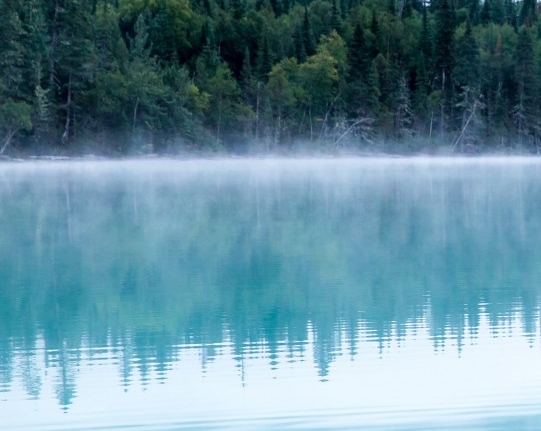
[434,0,456,134]
[513,27,539,147]
[257,34,273,81]
[412,52,429,121]
[504,0,517,27]
[480,0,491,25]
[418,5,434,70]
[50,0,97,144]
[453,19,482,149]
[369,10,380,58]
[329,0,343,34]
[302,7,316,56]
[348,23,371,83]
[0,8,27,101]
[270,0,283,16]
[365,60,382,117]
[468,0,480,25]
[453,19,480,90]
[490,0,505,25]
[294,24,308,62]
[119,12,171,149]
[346,23,377,123]
[519,0,537,27]
[149,3,177,63]
[240,48,255,96]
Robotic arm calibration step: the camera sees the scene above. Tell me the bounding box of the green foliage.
[1,0,541,153]
[512,27,539,147]
[453,19,480,89]
[205,62,243,143]
[0,86,32,153]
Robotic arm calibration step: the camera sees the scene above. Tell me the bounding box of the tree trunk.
[255,81,261,142]
[0,129,16,155]
[132,97,139,135]
[62,73,72,143]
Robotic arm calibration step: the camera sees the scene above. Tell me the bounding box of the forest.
[1,0,541,155]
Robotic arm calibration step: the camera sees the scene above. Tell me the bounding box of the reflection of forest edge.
[1,161,541,407]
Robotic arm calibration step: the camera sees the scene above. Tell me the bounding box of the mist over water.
[1,158,541,430]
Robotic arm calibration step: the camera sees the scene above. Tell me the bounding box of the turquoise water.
[1,158,541,430]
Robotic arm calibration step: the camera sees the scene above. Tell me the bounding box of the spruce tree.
[302,7,316,56]
[240,47,256,104]
[490,0,505,25]
[348,23,371,83]
[418,5,433,71]
[369,10,380,58]
[365,60,381,118]
[51,0,96,143]
[329,0,343,34]
[504,0,517,27]
[149,3,177,63]
[519,0,537,27]
[434,0,456,134]
[480,0,491,25]
[0,9,27,101]
[453,19,480,91]
[294,25,307,62]
[468,0,480,25]
[257,34,273,81]
[412,52,429,120]
[513,27,538,147]
[453,19,482,149]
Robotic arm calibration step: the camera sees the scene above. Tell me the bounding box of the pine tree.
[302,7,316,56]
[149,3,177,63]
[123,13,167,147]
[453,19,482,149]
[230,0,244,20]
[434,0,456,134]
[468,0,480,25]
[490,0,505,25]
[240,46,258,136]
[519,0,537,27]
[369,10,380,58]
[480,0,491,25]
[257,34,273,81]
[504,0,517,27]
[329,0,343,34]
[294,24,307,62]
[412,52,429,121]
[513,27,539,147]
[365,60,382,118]
[270,0,283,16]
[418,5,433,71]
[453,19,480,91]
[348,23,371,83]
[47,0,97,144]
[0,6,28,101]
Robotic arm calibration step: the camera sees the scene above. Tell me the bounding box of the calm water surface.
[1,158,541,430]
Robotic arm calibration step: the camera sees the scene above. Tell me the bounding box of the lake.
[1,158,541,430]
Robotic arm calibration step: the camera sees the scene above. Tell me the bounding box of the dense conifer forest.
[1,0,541,155]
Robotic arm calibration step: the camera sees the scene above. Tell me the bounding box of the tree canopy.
[1,0,541,154]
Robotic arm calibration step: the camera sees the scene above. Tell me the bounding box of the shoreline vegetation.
[2,1,541,157]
